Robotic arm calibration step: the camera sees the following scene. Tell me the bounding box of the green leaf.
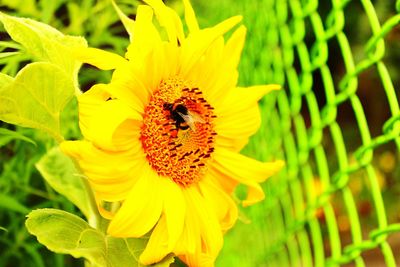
[105,237,174,267]
[0,193,30,214]
[0,128,36,147]
[0,62,75,141]
[26,209,108,266]
[26,209,174,267]
[0,12,87,77]
[36,147,91,218]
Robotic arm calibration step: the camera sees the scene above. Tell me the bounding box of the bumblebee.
[163,103,205,131]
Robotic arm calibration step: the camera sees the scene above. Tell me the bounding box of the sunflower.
[61,0,284,266]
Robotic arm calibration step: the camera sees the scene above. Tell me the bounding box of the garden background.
[1,0,400,266]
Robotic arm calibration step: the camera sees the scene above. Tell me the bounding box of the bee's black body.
[163,103,190,130]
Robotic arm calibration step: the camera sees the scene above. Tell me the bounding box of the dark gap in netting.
[385,24,400,96]
[327,38,346,94]
[54,3,70,28]
[347,167,380,239]
[302,222,316,264]
[291,44,302,75]
[298,94,311,129]
[387,232,400,264]
[285,1,293,23]
[303,16,317,60]
[316,1,333,25]
[359,246,387,266]
[341,259,361,267]
[321,127,340,178]
[306,151,320,191]
[369,142,400,226]
[288,186,299,232]
[330,190,353,256]
[342,1,372,64]
[317,204,332,259]
[374,1,397,22]
[357,68,392,137]
[335,99,363,152]
[312,69,327,111]
[288,168,308,226]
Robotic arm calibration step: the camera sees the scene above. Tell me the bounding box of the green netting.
[209,0,400,266]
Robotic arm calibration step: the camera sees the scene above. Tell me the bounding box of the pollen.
[140,77,217,186]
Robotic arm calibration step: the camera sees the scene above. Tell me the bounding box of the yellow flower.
[61,0,284,266]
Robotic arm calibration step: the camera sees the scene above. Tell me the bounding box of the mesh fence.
[211,0,400,266]
[233,0,400,266]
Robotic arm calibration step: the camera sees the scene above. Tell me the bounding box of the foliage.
[0,1,146,266]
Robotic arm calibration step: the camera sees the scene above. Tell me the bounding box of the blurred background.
[1,0,400,266]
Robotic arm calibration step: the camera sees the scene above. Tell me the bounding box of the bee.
[163,103,205,131]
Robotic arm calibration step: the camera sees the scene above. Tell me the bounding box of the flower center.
[140,77,216,186]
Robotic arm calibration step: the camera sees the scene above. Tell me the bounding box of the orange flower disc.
[140,77,217,186]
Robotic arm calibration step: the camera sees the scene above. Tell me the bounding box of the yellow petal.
[208,166,238,195]
[140,179,185,265]
[125,5,162,61]
[109,63,150,113]
[212,147,284,206]
[162,42,180,79]
[111,42,175,111]
[184,36,238,105]
[217,85,281,115]
[139,215,171,265]
[185,26,244,105]
[179,15,242,77]
[175,187,223,265]
[161,178,185,250]
[131,43,167,93]
[78,85,142,151]
[198,176,238,231]
[78,84,110,139]
[215,104,260,151]
[60,140,146,202]
[174,200,199,256]
[214,85,281,151]
[183,0,199,32]
[88,159,145,202]
[142,0,184,45]
[107,167,163,237]
[72,47,127,70]
[224,25,246,70]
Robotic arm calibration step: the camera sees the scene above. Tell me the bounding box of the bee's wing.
[177,111,197,131]
[187,111,206,123]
